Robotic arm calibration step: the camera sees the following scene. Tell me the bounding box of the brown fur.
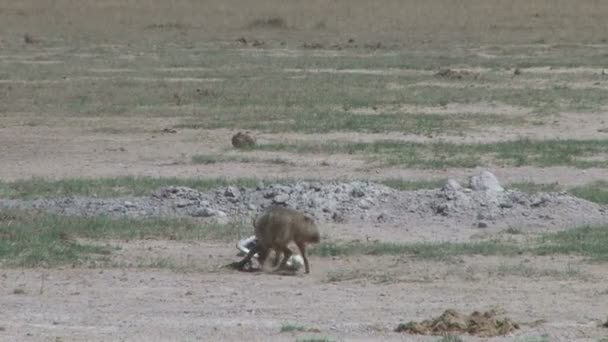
[236,206,320,274]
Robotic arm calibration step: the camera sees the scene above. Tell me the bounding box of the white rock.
[469,171,504,192]
[442,179,462,192]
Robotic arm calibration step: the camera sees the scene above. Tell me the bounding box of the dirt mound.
[231,132,256,149]
[1,172,607,233]
[395,309,519,337]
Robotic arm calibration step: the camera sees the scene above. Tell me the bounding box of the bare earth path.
[2,247,608,342]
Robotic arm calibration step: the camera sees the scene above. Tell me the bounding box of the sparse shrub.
[248,16,287,29]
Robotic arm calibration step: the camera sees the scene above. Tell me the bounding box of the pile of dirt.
[231,132,256,149]
[1,171,606,231]
[395,309,519,337]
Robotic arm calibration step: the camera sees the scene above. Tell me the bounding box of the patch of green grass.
[312,240,522,259]
[0,209,245,267]
[378,178,446,191]
[509,182,561,194]
[191,154,255,164]
[325,270,397,284]
[177,109,520,135]
[0,176,262,199]
[191,154,292,165]
[90,127,133,134]
[252,138,608,169]
[491,262,590,280]
[570,181,608,204]
[313,224,608,261]
[280,323,306,332]
[0,176,461,200]
[535,225,608,261]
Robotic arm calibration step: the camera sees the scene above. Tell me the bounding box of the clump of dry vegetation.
[247,16,287,29]
[395,309,519,337]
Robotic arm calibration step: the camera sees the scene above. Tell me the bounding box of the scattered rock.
[1,175,606,230]
[358,198,373,210]
[273,194,290,204]
[224,186,241,198]
[477,221,489,228]
[331,212,345,223]
[351,187,365,198]
[531,195,550,207]
[231,132,256,149]
[191,207,217,217]
[433,203,450,216]
[513,68,522,76]
[442,179,463,192]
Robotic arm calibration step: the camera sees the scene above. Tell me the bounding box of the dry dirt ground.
[2,247,608,342]
[2,1,608,341]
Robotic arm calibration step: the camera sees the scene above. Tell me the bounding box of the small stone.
[224,186,240,198]
[499,202,513,208]
[123,201,136,208]
[263,190,277,199]
[377,213,387,223]
[256,182,265,191]
[433,203,450,216]
[442,179,462,192]
[111,205,126,213]
[477,221,489,228]
[331,212,345,223]
[191,207,216,217]
[175,200,192,208]
[358,199,372,209]
[274,194,290,204]
[351,188,365,198]
[216,210,228,217]
[469,171,504,192]
[247,203,256,210]
[531,196,549,207]
[310,183,322,191]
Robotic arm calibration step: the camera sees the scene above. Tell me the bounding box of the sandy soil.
[1,243,607,342]
[1,124,608,187]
